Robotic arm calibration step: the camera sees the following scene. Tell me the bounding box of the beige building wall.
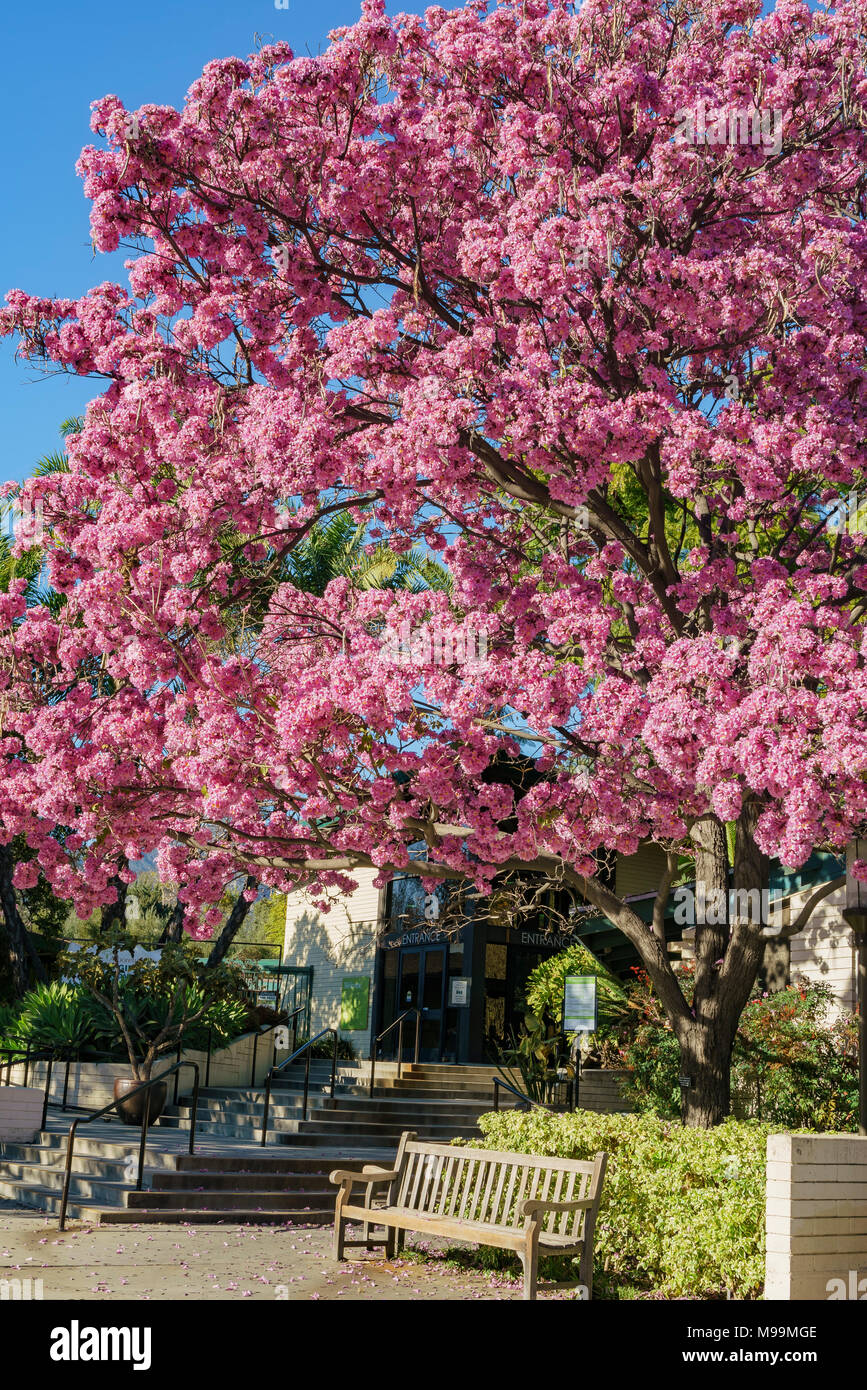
[615,843,668,899]
[282,868,383,1058]
[787,881,857,1016]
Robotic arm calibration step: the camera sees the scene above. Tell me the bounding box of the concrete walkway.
[0,1199,580,1301]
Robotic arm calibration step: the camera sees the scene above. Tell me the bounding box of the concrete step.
[97,1207,335,1226]
[150,1170,336,1192]
[173,1154,371,1175]
[1,1132,183,1171]
[0,1160,161,1205]
[126,1188,331,1211]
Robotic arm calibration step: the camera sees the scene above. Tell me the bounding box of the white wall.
[282,869,382,1058]
[787,883,857,1016]
[766,1133,867,1300]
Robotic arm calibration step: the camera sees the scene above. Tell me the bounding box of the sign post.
[563,976,598,1113]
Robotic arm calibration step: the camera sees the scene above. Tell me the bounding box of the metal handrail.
[0,1045,34,1087]
[492,1076,551,1113]
[261,1027,339,1143]
[368,1008,421,1099]
[58,1059,200,1231]
[249,1010,304,1088]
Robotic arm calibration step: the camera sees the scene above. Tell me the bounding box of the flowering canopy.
[2,0,867,954]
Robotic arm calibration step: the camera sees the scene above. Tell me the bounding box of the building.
[282,844,859,1061]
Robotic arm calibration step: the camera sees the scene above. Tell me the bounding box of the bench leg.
[385,1226,397,1259]
[520,1237,539,1301]
[578,1245,593,1300]
[395,1227,406,1255]
[333,1192,347,1261]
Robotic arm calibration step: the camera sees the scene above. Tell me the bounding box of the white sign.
[563,975,597,1033]
[449,978,469,1007]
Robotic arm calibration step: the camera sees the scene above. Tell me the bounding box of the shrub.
[620,970,860,1131]
[474,1109,770,1298]
[8,981,101,1054]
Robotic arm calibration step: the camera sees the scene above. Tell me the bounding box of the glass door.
[397,946,446,1062]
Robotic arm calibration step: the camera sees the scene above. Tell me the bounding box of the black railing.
[260,1028,339,1143]
[0,1044,33,1087]
[368,1008,421,1099]
[492,1075,576,1113]
[58,1060,201,1231]
[492,1076,546,1112]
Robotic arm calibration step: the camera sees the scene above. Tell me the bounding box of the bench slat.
[446,1157,464,1217]
[479,1160,498,1223]
[491,1161,508,1225]
[404,1139,597,1175]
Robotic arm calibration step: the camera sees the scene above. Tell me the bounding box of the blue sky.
[0,0,444,487]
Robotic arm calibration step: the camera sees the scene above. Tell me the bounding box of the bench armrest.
[519,1197,594,1219]
[330,1167,400,1190]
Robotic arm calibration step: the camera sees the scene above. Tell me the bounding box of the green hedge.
[475,1109,770,1298]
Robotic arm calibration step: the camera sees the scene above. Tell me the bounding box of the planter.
[112,1077,168,1126]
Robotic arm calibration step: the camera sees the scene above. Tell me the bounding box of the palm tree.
[284,511,451,597]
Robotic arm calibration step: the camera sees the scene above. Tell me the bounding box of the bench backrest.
[392,1135,605,1241]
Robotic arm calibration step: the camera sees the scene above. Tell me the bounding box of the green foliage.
[491,941,630,1101]
[57,929,252,1079]
[733,982,859,1131]
[235,890,286,950]
[0,982,101,1054]
[474,1109,770,1298]
[620,970,860,1131]
[302,1034,357,1061]
[524,940,630,1043]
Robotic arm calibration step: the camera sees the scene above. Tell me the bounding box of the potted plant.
[59,928,246,1125]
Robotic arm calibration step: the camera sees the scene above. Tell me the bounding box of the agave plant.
[12,982,100,1055]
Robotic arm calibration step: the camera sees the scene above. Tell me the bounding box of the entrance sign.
[563,975,598,1034]
[449,977,470,1007]
[339,977,370,1030]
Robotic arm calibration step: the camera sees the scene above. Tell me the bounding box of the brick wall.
[765,1133,867,1300]
[282,868,383,1058]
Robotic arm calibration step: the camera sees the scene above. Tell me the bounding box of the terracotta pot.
[112,1077,168,1127]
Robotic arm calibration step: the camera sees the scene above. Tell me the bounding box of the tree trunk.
[205,877,256,968]
[674,803,770,1127]
[0,845,48,995]
[99,876,128,935]
[159,899,186,945]
[677,1023,733,1128]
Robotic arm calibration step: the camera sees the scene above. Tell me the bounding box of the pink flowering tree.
[2,0,867,1124]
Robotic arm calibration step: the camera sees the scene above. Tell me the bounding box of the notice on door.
[449,977,470,1007]
[563,975,598,1034]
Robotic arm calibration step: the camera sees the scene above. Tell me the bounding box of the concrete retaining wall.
[579,1068,634,1114]
[6,1030,280,1111]
[0,1087,43,1142]
[765,1133,867,1300]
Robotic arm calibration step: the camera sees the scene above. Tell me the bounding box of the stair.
[0,1063,511,1225]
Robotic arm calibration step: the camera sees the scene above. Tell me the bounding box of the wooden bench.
[330,1130,607,1300]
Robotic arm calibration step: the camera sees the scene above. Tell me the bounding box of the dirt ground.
[0,1199,582,1301]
